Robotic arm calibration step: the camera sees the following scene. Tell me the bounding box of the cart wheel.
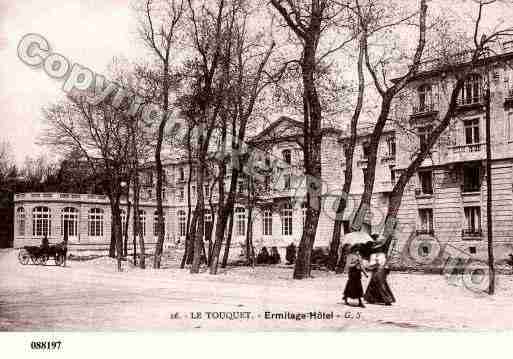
[30,255,39,264]
[54,254,65,266]
[38,255,49,265]
[18,250,30,265]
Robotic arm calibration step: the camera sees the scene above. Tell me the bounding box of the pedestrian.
[342,245,368,308]
[364,249,395,306]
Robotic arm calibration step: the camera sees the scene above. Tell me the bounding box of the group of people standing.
[342,241,395,308]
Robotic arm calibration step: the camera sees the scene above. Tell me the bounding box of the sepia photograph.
[1,0,513,354]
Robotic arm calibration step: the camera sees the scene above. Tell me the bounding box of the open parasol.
[341,231,375,259]
[341,231,373,247]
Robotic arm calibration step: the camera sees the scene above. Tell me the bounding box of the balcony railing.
[451,142,485,153]
[456,96,484,108]
[412,102,438,115]
[446,142,485,164]
[462,229,483,238]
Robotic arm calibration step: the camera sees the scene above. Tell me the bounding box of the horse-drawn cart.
[18,242,67,266]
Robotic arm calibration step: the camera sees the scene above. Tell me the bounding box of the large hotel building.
[12,48,513,264]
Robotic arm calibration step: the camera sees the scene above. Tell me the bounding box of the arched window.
[262,209,272,236]
[153,211,165,237]
[61,207,79,238]
[88,208,104,237]
[460,74,482,105]
[178,210,186,237]
[281,203,293,236]
[17,207,25,236]
[138,210,146,237]
[235,207,246,236]
[417,84,433,112]
[33,206,51,237]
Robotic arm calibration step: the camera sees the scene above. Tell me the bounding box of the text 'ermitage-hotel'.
[12,46,513,264]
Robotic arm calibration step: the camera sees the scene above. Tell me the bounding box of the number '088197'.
[30,341,62,350]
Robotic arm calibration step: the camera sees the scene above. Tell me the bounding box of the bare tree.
[137,0,185,269]
[42,96,134,272]
[328,27,366,270]
[270,0,353,279]
[208,0,275,274]
[349,0,428,231]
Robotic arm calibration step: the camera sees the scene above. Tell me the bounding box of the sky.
[0,0,512,166]
[0,0,144,164]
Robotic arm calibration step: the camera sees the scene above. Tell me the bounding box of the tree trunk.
[210,168,239,274]
[293,37,323,280]
[221,208,234,268]
[133,170,145,269]
[109,219,116,258]
[327,35,365,270]
[124,186,131,258]
[245,204,254,266]
[153,58,171,270]
[110,196,123,272]
[191,149,206,273]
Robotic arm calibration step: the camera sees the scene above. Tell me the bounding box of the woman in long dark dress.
[364,251,395,305]
[343,246,367,308]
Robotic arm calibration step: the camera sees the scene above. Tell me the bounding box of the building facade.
[13,50,513,264]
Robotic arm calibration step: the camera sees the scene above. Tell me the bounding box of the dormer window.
[459,74,482,105]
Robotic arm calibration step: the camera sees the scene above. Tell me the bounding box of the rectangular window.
[283,174,291,190]
[462,165,481,192]
[264,175,271,191]
[235,208,246,236]
[262,210,272,236]
[281,204,293,236]
[464,118,480,145]
[237,179,245,194]
[418,208,434,233]
[464,206,481,236]
[204,184,210,199]
[419,171,433,195]
[178,187,185,202]
[179,167,185,181]
[387,137,396,157]
[178,211,186,237]
[17,208,25,236]
[282,149,292,165]
[460,74,482,105]
[362,142,371,159]
[418,125,432,151]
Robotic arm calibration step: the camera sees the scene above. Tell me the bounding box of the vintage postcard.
[1,0,513,350]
